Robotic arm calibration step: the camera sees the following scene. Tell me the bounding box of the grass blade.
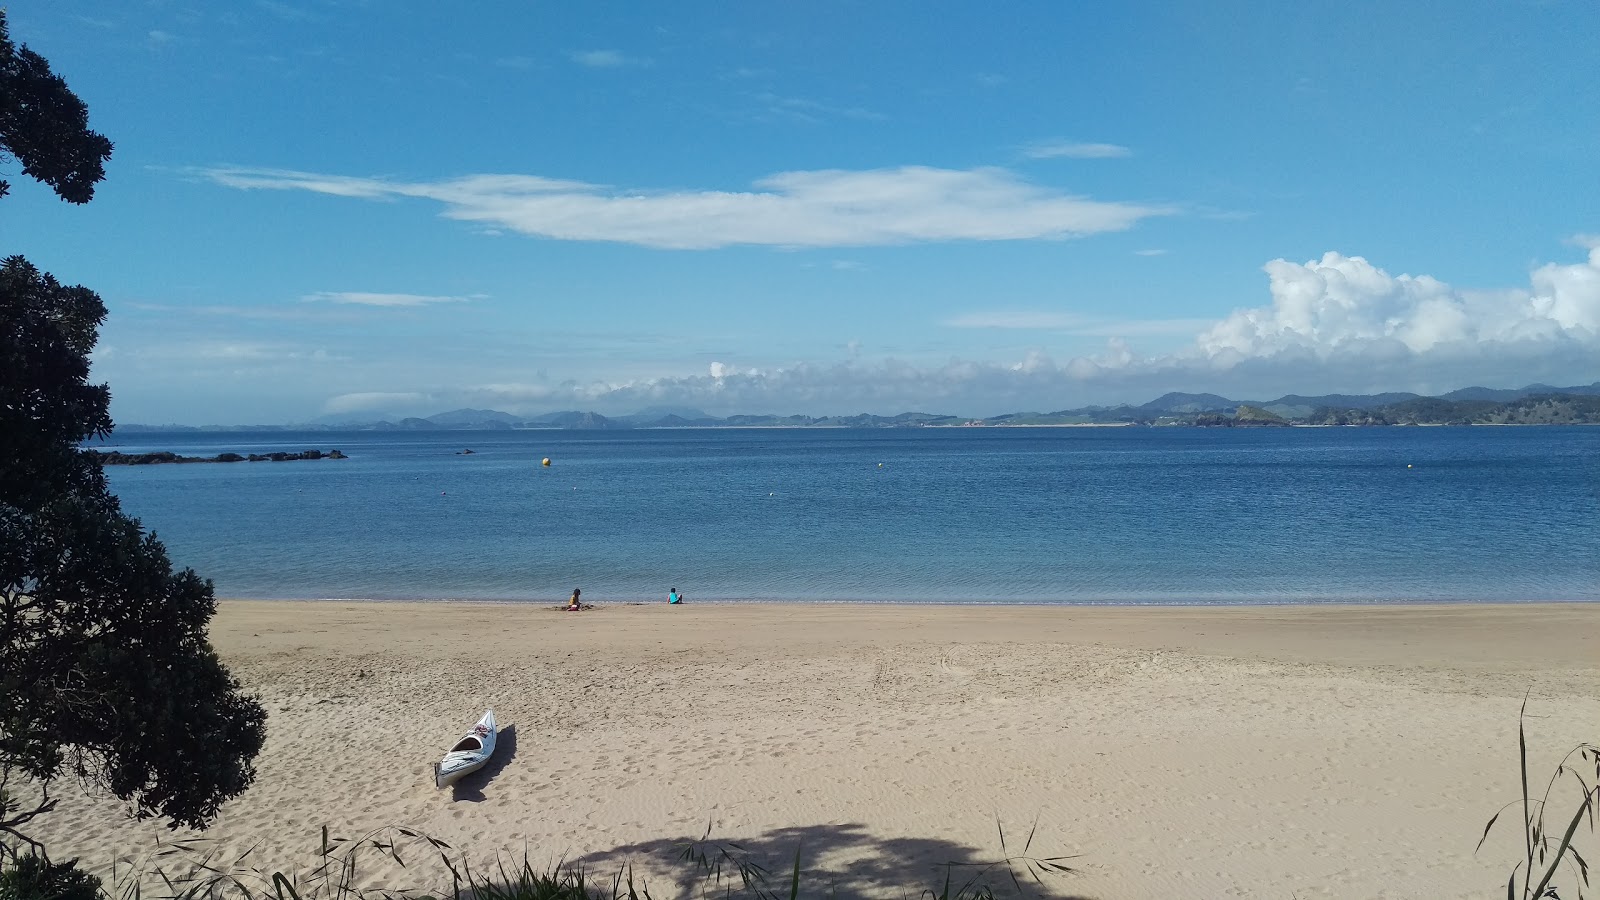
[1528,788,1597,900]
[787,843,803,900]
[1520,693,1533,900]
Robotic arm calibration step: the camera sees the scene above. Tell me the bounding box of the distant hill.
[426,408,524,426]
[616,406,713,425]
[113,380,1600,431]
[1305,393,1600,426]
[1138,392,1236,414]
[1441,382,1600,402]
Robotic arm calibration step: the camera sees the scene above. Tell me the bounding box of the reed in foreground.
[1477,697,1599,899]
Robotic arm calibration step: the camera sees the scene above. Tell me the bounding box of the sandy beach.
[28,600,1599,899]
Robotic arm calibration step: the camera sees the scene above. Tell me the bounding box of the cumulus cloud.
[201,165,1172,249]
[1022,140,1132,160]
[1194,249,1600,363]
[303,291,475,307]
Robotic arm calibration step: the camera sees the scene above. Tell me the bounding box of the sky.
[5,1,1599,424]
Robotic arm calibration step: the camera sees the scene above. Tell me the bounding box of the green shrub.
[0,855,103,900]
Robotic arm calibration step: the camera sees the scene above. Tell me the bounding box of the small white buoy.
[1407,464,1413,469]
[542,457,551,467]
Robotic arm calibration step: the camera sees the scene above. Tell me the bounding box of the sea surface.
[92,426,1600,605]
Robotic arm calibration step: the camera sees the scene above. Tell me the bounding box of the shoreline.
[31,600,1600,899]
[215,594,1600,609]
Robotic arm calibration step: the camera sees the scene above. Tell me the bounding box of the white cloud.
[303,291,475,307]
[1194,249,1600,360]
[202,165,1172,249]
[570,49,648,68]
[945,311,1089,329]
[324,392,433,414]
[752,93,883,123]
[1134,248,1167,257]
[257,1,315,21]
[943,311,1216,336]
[1022,140,1132,160]
[111,340,344,365]
[452,242,1600,415]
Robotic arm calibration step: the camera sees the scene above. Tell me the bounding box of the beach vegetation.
[1478,698,1599,899]
[0,12,267,861]
[46,820,1077,900]
[0,851,104,900]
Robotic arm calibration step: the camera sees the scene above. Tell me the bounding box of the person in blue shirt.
[668,587,682,604]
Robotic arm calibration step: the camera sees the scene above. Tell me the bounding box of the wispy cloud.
[1022,140,1132,160]
[944,312,1089,330]
[114,340,345,365]
[302,291,477,307]
[148,30,175,44]
[944,311,1213,336]
[201,165,1173,249]
[1134,248,1168,257]
[752,92,884,123]
[323,392,433,415]
[570,49,650,68]
[256,1,316,21]
[126,302,361,322]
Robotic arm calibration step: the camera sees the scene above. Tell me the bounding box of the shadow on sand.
[558,821,1096,900]
[451,723,517,802]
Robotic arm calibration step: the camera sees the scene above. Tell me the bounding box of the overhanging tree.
[0,11,112,203]
[0,11,266,858]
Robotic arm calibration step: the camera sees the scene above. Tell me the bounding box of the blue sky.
[7,0,1599,423]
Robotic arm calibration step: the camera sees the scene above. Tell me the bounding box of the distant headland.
[87,449,348,465]
[115,381,1600,431]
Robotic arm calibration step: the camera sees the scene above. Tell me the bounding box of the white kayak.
[434,709,496,789]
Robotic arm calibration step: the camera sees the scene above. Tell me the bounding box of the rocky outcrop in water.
[88,449,347,465]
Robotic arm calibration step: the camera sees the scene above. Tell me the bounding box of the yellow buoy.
[1406,464,1412,468]
[541,457,551,467]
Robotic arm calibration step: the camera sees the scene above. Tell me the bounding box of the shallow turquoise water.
[96,426,1600,604]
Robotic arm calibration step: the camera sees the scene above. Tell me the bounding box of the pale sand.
[29,601,1600,900]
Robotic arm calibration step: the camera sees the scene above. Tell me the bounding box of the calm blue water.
[93,427,1600,605]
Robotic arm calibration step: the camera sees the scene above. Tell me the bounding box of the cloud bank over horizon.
[306,242,1600,421]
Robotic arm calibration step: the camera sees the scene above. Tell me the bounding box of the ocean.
[94,425,1600,605]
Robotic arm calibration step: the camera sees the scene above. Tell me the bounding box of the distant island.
[87,449,347,464]
[114,381,1600,432]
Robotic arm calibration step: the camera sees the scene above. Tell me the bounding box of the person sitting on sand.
[668,587,682,604]
[566,588,582,611]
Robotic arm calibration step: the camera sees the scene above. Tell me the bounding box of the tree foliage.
[0,11,114,204]
[0,852,102,900]
[0,14,266,860]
